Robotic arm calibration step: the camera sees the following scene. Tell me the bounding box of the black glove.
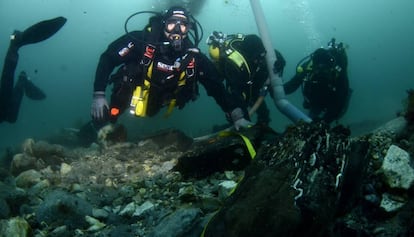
[273,50,286,76]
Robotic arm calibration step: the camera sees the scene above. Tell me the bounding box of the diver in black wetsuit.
[0,16,66,123]
[284,38,351,124]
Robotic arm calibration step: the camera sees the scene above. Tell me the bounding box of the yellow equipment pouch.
[129,79,150,117]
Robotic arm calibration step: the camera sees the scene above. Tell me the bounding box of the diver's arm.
[93,31,142,92]
[223,60,248,109]
[283,72,305,95]
[197,54,239,113]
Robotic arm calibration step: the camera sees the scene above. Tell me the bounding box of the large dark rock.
[35,190,92,229]
[202,122,369,237]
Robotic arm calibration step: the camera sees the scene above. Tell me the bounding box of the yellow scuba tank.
[129,79,150,117]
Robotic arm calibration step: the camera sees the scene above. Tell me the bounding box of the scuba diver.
[206,31,286,126]
[0,16,67,123]
[284,38,351,124]
[83,6,251,144]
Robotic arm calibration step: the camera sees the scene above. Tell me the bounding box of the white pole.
[249,0,311,123]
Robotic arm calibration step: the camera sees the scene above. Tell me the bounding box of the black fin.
[18,16,67,46]
[24,80,46,100]
[18,71,46,100]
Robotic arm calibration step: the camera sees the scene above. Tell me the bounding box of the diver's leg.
[0,17,66,123]
[6,71,47,123]
[22,71,46,100]
[0,40,20,122]
[6,72,26,123]
[2,16,66,98]
[15,16,67,47]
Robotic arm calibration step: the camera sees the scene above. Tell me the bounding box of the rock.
[119,202,136,216]
[107,224,138,237]
[28,179,50,196]
[35,190,92,229]
[218,180,237,200]
[97,124,128,148]
[203,162,302,237]
[0,198,10,219]
[31,141,66,167]
[143,128,194,151]
[14,169,42,188]
[3,119,414,237]
[85,215,106,232]
[0,167,11,182]
[202,122,368,237]
[199,196,222,212]
[178,185,197,202]
[10,153,37,176]
[49,225,70,237]
[0,217,31,237]
[381,145,414,189]
[92,208,109,219]
[118,200,155,217]
[60,162,72,175]
[133,201,155,217]
[21,138,35,156]
[147,208,202,237]
[380,193,406,213]
[373,116,407,136]
[31,140,66,158]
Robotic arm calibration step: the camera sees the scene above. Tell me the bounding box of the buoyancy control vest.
[129,21,199,117]
[220,34,252,82]
[218,34,268,104]
[297,48,345,98]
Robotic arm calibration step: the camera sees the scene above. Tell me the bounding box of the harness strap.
[142,44,157,82]
[224,34,252,78]
[222,35,260,106]
[227,49,251,76]
[164,54,197,118]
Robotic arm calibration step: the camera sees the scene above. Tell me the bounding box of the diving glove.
[91,91,109,121]
[231,108,253,131]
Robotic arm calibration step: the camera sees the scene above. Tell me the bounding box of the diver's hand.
[91,91,109,121]
[234,118,254,131]
[231,108,253,131]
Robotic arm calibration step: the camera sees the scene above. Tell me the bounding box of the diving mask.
[165,16,189,34]
[164,16,189,51]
